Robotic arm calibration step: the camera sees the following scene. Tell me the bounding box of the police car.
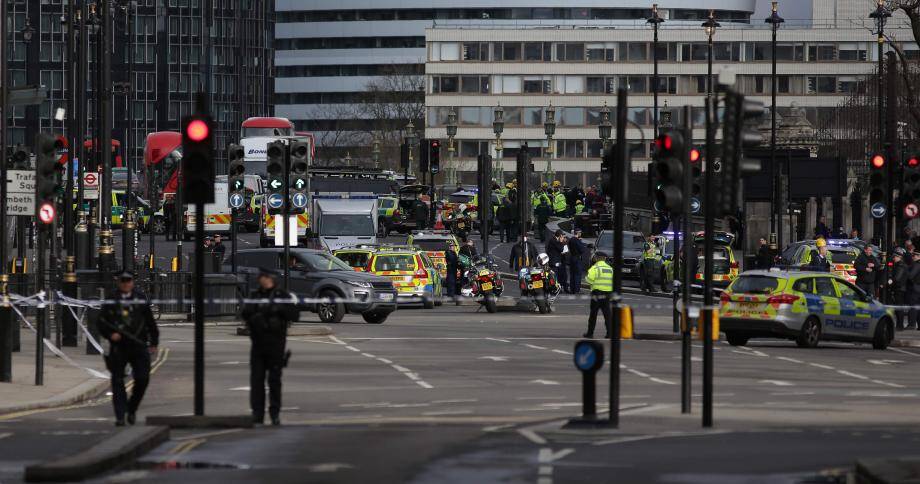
[364,245,443,309]
[719,269,894,349]
[406,231,460,279]
[786,238,880,284]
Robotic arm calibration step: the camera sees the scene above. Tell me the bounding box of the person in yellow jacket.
[552,190,567,216]
[584,253,614,338]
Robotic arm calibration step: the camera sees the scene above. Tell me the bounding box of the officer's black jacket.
[97,289,158,348]
[242,286,299,342]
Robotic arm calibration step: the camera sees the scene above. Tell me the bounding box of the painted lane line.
[837,370,870,380]
[431,399,478,404]
[525,344,548,350]
[809,363,836,370]
[875,380,907,389]
[345,346,361,352]
[649,378,678,385]
[627,369,651,378]
[0,432,11,440]
[361,353,376,358]
[487,337,511,343]
[479,356,509,362]
[377,358,393,364]
[759,380,795,387]
[552,349,571,355]
[539,465,553,476]
[335,339,434,390]
[417,381,434,389]
[328,336,348,345]
[531,379,561,385]
[890,347,920,358]
[422,410,474,416]
[518,428,548,445]
[776,356,804,364]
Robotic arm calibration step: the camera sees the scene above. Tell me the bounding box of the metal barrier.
[146,272,191,316]
[201,273,246,318]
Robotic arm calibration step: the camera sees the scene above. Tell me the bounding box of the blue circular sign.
[690,197,701,214]
[291,193,308,209]
[267,193,284,210]
[229,193,245,209]
[574,341,604,372]
[870,202,886,219]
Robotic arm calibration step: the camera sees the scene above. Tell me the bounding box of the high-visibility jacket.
[552,192,567,214]
[586,261,614,292]
[575,201,585,213]
[642,242,661,260]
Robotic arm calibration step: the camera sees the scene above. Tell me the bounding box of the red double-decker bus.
[241,117,294,138]
[142,132,182,235]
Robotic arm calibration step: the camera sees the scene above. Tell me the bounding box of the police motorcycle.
[518,253,562,314]
[444,204,473,240]
[460,255,503,313]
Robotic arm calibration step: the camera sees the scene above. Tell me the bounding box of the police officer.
[568,229,588,294]
[854,243,879,296]
[805,238,831,272]
[639,236,661,294]
[584,252,614,338]
[534,194,552,242]
[242,268,298,425]
[97,271,158,426]
[547,230,569,293]
[552,182,567,217]
[445,244,459,298]
[889,248,909,330]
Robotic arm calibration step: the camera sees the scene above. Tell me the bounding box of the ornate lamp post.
[492,105,504,183]
[371,134,381,169]
[598,103,613,149]
[543,103,556,185]
[344,152,352,166]
[766,1,784,250]
[701,10,720,100]
[647,4,664,139]
[446,108,458,186]
[404,120,417,183]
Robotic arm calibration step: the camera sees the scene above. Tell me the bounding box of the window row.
[276,8,749,23]
[430,74,864,96]
[276,64,424,78]
[275,36,425,51]
[433,41,879,63]
[422,138,649,159]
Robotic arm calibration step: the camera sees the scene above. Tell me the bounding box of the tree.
[358,64,426,171]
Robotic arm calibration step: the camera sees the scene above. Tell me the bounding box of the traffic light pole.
[702,96,716,429]
[681,106,693,414]
[193,200,204,415]
[609,88,628,428]
[283,147,291,292]
[0,0,10,382]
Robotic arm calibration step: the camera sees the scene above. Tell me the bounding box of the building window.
[558,140,585,158]
[523,107,543,126]
[618,76,647,94]
[807,76,837,94]
[433,75,459,93]
[461,75,489,93]
[586,43,615,61]
[462,42,489,61]
[555,43,585,61]
[523,78,551,94]
[523,42,551,61]
[808,45,837,61]
[777,75,790,93]
[560,107,585,126]
[499,42,521,61]
[839,49,867,61]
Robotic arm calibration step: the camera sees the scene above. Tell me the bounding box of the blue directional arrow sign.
[291,192,308,209]
[690,197,701,214]
[267,193,284,210]
[574,344,597,371]
[228,193,245,209]
[871,202,886,219]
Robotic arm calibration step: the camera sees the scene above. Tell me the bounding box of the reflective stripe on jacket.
[585,261,614,292]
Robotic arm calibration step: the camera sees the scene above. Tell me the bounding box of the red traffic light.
[689,148,701,163]
[38,202,56,224]
[908,156,920,168]
[186,119,210,142]
[655,134,673,151]
[871,153,886,169]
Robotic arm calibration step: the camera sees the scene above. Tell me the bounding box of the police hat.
[116,271,134,281]
[258,267,280,278]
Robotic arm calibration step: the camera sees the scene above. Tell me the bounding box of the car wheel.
[317,290,345,324]
[796,317,821,348]
[362,311,389,324]
[423,297,435,309]
[150,216,167,236]
[725,332,749,346]
[872,318,891,350]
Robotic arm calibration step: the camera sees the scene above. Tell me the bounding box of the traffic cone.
[434,211,445,230]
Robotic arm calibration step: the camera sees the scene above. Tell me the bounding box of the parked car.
[225,248,397,324]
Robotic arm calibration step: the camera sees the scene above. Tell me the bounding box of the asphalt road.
[3,272,920,483]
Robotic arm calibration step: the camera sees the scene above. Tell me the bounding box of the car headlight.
[344,280,372,288]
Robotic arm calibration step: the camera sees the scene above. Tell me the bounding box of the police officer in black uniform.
[242,268,298,425]
[97,271,159,426]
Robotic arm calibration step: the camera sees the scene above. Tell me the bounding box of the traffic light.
[418,139,429,174]
[265,140,287,215]
[11,144,30,169]
[653,131,685,214]
[227,143,245,211]
[289,139,310,215]
[429,139,441,174]
[720,90,765,216]
[34,133,59,225]
[181,114,215,204]
[689,147,702,200]
[869,152,887,207]
[904,155,920,207]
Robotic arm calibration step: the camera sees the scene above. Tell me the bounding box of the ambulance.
[183,176,232,239]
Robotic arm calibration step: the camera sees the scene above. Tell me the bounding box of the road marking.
[889,347,920,358]
[174,428,243,441]
[518,428,548,445]
[309,463,354,473]
[168,438,206,456]
[531,379,560,385]
[810,363,836,370]
[422,410,473,416]
[875,380,907,389]
[837,370,870,380]
[539,448,574,463]
[392,365,411,372]
[219,361,242,365]
[479,356,509,361]
[525,344,548,350]
[229,386,250,391]
[377,358,393,364]
[776,356,803,364]
[770,391,815,396]
[0,432,12,440]
[417,381,434,389]
[759,380,795,387]
[867,359,905,365]
[361,353,376,358]
[649,378,678,385]
[627,369,650,378]
[432,399,478,404]
[551,349,571,355]
[345,346,360,352]
[847,391,916,398]
[487,337,511,343]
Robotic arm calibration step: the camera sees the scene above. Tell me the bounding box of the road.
[3,246,920,483]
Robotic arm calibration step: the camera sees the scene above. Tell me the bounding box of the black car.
[592,230,646,279]
[226,248,397,324]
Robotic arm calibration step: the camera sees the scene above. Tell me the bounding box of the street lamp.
[372,134,381,169]
[598,103,612,148]
[344,151,352,166]
[405,120,417,183]
[766,1,784,249]
[701,10,720,100]
[544,103,556,185]
[647,4,664,139]
[446,108,458,186]
[493,105,504,183]
[870,0,890,153]
[21,18,35,43]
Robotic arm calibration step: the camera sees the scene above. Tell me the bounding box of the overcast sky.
[751,0,811,24]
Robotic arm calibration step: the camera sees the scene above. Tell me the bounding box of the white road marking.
[487,337,511,343]
[309,463,353,473]
[539,465,553,476]
[377,358,393,364]
[890,347,920,358]
[334,340,434,389]
[345,346,360,352]
[627,369,651,378]
[229,386,250,391]
[810,363,836,370]
[431,399,478,404]
[531,379,560,385]
[875,380,907,389]
[867,359,905,365]
[218,361,242,365]
[776,356,803,364]
[525,344,548,350]
[0,432,11,440]
[847,391,917,398]
[837,370,870,380]
[538,448,574,463]
[551,349,571,355]
[478,356,509,361]
[417,381,434,389]
[422,410,473,416]
[649,378,678,385]
[759,380,795,387]
[361,353,376,358]
[770,392,816,396]
[392,365,411,373]
[518,428,548,445]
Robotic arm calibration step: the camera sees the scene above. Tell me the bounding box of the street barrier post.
[567,340,605,426]
[62,256,78,346]
[0,275,10,382]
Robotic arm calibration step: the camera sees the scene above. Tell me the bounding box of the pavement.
[4,231,920,482]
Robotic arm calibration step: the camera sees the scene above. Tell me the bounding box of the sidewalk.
[0,331,110,415]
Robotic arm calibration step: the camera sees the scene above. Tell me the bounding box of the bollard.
[86,286,103,355]
[0,275,11,382]
[701,307,716,428]
[672,288,680,333]
[565,340,605,427]
[620,305,634,339]
[75,211,92,270]
[62,256,78,346]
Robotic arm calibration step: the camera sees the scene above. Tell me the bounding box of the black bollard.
[62,257,78,346]
[565,340,605,427]
[0,274,11,382]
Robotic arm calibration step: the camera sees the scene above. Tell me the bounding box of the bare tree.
[358,64,426,170]
[306,103,361,165]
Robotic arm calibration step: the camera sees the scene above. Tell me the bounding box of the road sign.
[294,178,306,190]
[269,178,282,190]
[573,340,604,372]
[6,170,35,215]
[83,172,99,200]
[690,197,701,214]
[228,193,245,209]
[291,193,307,209]
[906,203,919,219]
[267,193,284,210]
[871,202,886,219]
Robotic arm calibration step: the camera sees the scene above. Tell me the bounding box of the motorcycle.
[518,256,561,314]
[444,209,472,240]
[461,256,503,313]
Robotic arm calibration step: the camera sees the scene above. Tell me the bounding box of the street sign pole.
[610,88,628,427]
[283,142,291,292]
[702,96,716,428]
[681,105,693,414]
